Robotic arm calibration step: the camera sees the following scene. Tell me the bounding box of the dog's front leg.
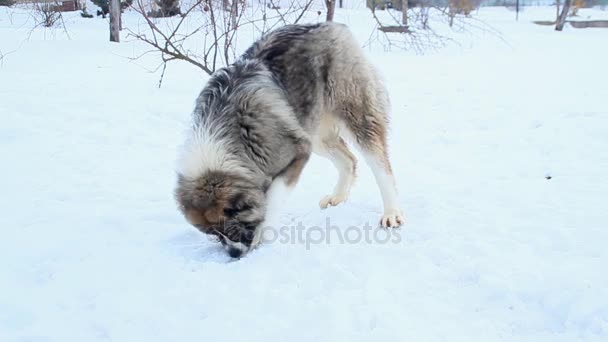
[266,139,311,206]
[251,140,311,249]
[274,139,312,187]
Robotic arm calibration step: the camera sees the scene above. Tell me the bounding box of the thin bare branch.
[128,0,314,83]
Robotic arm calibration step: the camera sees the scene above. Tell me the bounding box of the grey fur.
[175,22,403,258]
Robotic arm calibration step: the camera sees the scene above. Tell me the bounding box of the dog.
[174,22,404,258]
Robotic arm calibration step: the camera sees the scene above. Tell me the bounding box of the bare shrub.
[33,2,63,28]
[447,0,481,26]
[366,2,502,54]
[128,0,316,85]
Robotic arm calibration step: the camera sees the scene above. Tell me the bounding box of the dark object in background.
[93,0,133,18]
[147,0,181,18]
[0,0,16,7]
[96,9,108,18]
[81,9,94,18]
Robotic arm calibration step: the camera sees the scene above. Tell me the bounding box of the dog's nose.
[227,247,243,258]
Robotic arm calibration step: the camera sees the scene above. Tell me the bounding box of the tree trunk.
[555,0,571,31]
[401,0,408,26]
[448,0,455,27]
[339,0,342,8]
[325,0,335,21]
[109,0,120,42]
[230,0,238,28]
[556,0,561,21]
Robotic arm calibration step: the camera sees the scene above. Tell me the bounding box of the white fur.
[177,123,248,180]
[362,151,404,227]
[177,75,306,182]
[251,176,293,249]
[369,161,399,213]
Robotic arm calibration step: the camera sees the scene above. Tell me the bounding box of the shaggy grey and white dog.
[175,22,404,258]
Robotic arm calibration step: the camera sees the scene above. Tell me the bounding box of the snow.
[1,3,608,342]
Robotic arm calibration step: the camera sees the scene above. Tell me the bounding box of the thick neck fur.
[178,60,292,188]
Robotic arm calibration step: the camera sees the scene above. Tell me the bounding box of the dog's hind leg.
[313,124,357,209]
[340,109,405,228]
[361,145,404,228]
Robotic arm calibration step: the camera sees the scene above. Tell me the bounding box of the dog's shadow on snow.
[165,230,235,264]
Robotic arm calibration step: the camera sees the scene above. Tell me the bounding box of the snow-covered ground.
[1,3,607,342]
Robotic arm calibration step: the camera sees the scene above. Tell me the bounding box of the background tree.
[325,0,335,21]
[110,0,120,41]
[556,0,572,30]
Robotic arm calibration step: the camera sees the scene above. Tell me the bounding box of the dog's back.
[241,22,388,134]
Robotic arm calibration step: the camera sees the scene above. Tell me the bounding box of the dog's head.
[175,171,267,258]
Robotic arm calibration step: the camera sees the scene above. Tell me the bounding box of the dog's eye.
[223,208,238,217]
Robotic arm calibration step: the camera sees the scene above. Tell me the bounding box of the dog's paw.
[380,209,405,228]
[319,193,349,209]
